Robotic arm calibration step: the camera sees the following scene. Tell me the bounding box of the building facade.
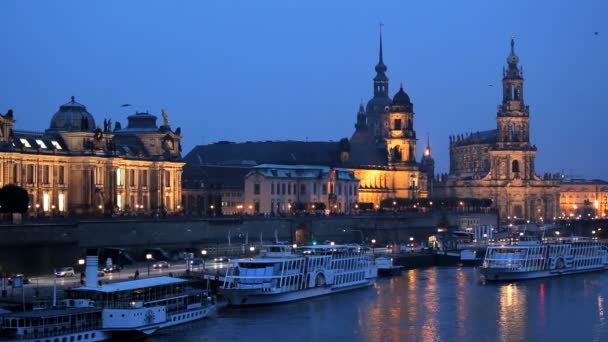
[243,164,359,215]
[435,38,560,224]
[559,179,608,219]
[0,98,184,217]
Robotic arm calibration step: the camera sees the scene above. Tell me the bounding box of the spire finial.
[374,22,387,74]
[510,32,515,53]
[400,81,403,89]
[379,21,384,65]
[427,132,430,147]
[71,96,75,102]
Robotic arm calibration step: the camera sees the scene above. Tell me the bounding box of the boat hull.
[3,330,111,342]
[478,265,608,281]
[377,266,403,276]
[161,305,218,328]
[221,280,374,306]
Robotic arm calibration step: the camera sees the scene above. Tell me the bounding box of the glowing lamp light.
[201,250,207,255]
[292,244,297,248]
[78,259,85,265]
[249,246,255,252]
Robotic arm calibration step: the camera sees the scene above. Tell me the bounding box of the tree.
[0,185,29,214]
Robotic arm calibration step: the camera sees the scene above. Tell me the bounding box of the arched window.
[512,160,520,173]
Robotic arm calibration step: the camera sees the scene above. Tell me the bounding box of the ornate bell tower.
[490,36,537,181]
[384,83,417,164]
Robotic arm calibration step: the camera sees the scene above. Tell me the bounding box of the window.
[116,194,123,210]
[282,183,286,195]
[512,160,520,173]
[58,166,65,185]
[42,165,49,184]
[43,193,50,212]
[300,184,306,195]
[271,183,275,195]
[394,119,402,130]
[58,193,65,212]
[164,170,171,187]
[254,183,260,195]
[141,170,148,187]
[116,168,123,186]
[287,183,291,195]
[129,169,135,187]
[322,184,327,195]
[314,183,317,195]
[19,138,31,148]
[26,165,34,184]
[51,140,62,150]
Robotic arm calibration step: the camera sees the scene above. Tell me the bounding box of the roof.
[248,164,358,181]
[452,129,497,147]
[183,164,250,189]
[72,276,187,293]
[184,141,343,167]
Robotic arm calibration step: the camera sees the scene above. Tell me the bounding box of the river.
[147,267,608,342]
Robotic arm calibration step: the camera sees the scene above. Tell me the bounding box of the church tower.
[490,37,537,180]
[365,26,392,142]
[384,83,417,164]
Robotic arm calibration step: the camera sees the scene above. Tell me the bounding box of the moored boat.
[478,238,608,281]
[220,244,377,306]
[375,256,403,276]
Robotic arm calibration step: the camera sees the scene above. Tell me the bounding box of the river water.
[147,267,608,342]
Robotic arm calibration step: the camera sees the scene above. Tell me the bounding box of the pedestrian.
[134,269,140,280]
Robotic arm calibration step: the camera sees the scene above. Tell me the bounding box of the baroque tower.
[490,37,536,181]
[384,83,417,164]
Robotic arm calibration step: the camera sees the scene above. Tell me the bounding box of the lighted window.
[51,141,62,149]
[116,194,123,210]
[116,168,123,186]
[58,193,65,212]
[43,193,50,212]
[19,138,31,148]
[35,139,48,149]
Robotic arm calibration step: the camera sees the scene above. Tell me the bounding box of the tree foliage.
[0,185,29,213]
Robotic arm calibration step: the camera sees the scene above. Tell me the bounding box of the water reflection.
[498,284,527,342]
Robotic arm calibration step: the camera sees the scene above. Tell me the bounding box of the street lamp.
[371,239,376,255]
[249,246,255,252]
[146,253,152,277]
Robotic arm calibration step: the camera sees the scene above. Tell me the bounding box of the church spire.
[373,22,389,97]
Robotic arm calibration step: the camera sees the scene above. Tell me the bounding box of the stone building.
[559,179,608,219]
[0,97,184,216]
[243,164,359,215]
[435,38,560,224]
[183,30,434,213]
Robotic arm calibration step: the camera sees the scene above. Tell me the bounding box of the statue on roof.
[161,109,170,126]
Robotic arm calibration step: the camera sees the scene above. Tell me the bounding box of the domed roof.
[391,83,411,106]
[48,96,96,132]
[366,96,391,116]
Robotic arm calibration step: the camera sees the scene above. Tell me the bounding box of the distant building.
[183,30,433,212]
[559,179,608,219]
[0,97,184,216]
[435,38,560,224]
[243,164,359,215]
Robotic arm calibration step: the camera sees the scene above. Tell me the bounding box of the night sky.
[1,1,606,179]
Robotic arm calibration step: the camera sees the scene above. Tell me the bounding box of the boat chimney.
[85,249,99,287]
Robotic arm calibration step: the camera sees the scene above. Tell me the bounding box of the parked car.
[7,274,30,285]
[152,261,170,269]
[97,270,105,277]
[213,256,230,263]
[55,267,75,277]
[103,264,122,273]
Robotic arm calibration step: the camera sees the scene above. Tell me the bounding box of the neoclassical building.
[559,179,608,219]
[0,97,184,216]
[435,38,560,223]
[243,164,359,215]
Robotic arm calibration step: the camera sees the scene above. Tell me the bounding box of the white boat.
[478,238,608,281]
[0,253,218,341]
[220,244,377,306]
[375,256,403,276]
[0,307,110,342]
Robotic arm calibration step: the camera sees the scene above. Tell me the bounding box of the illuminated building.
[0,97,184,216]
[435,38,560,223]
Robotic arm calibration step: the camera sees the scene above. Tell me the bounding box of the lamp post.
[146,253,152,277]
[201,250,207,270]
[371,239,376,255]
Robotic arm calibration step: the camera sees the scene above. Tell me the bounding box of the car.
[97,270,105,277]
[55,267,75,277]
[213,256,230,263]
[103,264,122,273]
[152,261,170,269]
[7,274,30,285]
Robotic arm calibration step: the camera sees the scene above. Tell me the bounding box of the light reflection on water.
[147,267,608,342]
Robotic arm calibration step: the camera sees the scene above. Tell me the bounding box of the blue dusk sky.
[0,1,606,179]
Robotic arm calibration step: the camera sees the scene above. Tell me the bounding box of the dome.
[366,96,391,116]
[48,96,96,132]
[391,84,411,106]
[126,112,158,131]
[507,52,519,65]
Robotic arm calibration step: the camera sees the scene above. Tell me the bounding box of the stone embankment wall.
[0,212,496,274]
